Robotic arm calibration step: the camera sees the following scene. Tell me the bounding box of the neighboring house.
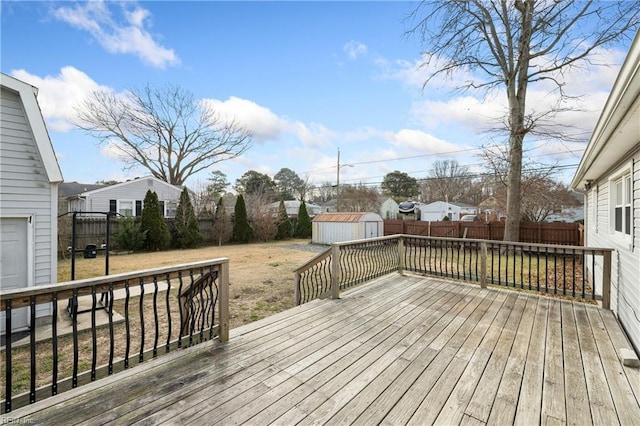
[312,212,383,245]
[545,191,585,223]
[267,200,322,218]
[1,74,64,334]
[58,181,107,215]
[418,201,478,222]
[379,197,399,220]
[571,30,640,353]
[64,176,183,218]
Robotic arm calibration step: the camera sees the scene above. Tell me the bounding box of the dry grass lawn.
[57,239,325,329]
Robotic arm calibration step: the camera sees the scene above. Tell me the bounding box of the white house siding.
[79,177,182,217]
[585,152,640,352]
[0,86,58,326]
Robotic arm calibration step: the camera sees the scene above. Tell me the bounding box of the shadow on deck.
[7,274,640,425]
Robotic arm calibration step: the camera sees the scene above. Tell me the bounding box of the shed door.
[365,222,378,239]
[1,218,30,334]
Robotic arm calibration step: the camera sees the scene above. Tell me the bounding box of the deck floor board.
[10,274,640,425]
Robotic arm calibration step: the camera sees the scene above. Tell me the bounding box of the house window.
[612,175,632,236]
[117,200,135,217]
[164,201,178,218]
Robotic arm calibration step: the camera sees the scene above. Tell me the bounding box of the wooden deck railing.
[0,259,229,413]
[294,235,612,308]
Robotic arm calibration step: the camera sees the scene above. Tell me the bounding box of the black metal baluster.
[177,272,185,347]
[5,299,12,413]
[165,273,172,353]
[498,244,502,286]
[153,275,159,358]
[198,267,206,340]
[124,280,131,368]
[72,288,79,388]
[52,292,58,395]
[188,269,195,346]
[91,286,97,381]
[536,247,541,292]
[572,249,576,298]
[582,251,587,300]
[138,277,145,363]
[591,253,596,300]
[30,295,36,403]
[562,249,567,296]
[545,247,549,293]
[108,282,114,375]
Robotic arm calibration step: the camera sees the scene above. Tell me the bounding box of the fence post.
[480,241,488,289]
[398,236,405,274]
[218,261,230,342]
[331,244,341,299]
[602,250,611,310]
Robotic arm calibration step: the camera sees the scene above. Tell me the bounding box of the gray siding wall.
[586,150,640,353]
[84,178,182,217]
[1,87,57,315]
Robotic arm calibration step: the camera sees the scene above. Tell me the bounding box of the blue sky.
[1,1,632,192]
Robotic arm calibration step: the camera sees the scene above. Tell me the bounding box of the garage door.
[0,217,30,334]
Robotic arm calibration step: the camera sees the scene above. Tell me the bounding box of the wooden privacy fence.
[384,220,582,246]
[58,217,215,255]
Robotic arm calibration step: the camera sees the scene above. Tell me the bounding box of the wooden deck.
[8,274,640,425]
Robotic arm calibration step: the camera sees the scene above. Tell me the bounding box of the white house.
[267,200,322,217]
[379,197,399,220]
[64,175,184,218]
[418,201,478,222]
[1,74,64,334]
[571,30,640,353]
[312,212,384,245]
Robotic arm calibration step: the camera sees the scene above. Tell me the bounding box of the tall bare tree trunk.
[504,0,533,242]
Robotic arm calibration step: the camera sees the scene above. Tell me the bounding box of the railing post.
[480,241,488,289]
[398,236,405,274]
[294,271,301,306]
[218,261,230,342]
[602,250,611,310]
[331,244,341,299]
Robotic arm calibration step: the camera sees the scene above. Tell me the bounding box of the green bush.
[232,194,254,243]
[295,201,312,238]
[141,190,170,251]
[275,200,293,240]
[114,217,147,252]
[172,188,202,248]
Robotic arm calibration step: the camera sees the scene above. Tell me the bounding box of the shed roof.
[312,212,380,223]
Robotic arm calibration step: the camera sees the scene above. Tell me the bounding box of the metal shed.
[312,212,384,245]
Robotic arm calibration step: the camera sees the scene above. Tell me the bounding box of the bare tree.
[339,184,380,212]
[75,84,252,186]
[407,1,639,241]
[421,160,474,203]
[480,144,578,221]
[245,193,278,242]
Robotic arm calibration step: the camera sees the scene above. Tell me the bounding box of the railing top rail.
[0,258,230,301]
[332,235,401,247]
[393,234,613,253]
[293,248,332,274]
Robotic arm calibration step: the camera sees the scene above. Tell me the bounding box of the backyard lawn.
[57,239,324,328]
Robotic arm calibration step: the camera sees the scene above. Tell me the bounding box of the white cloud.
[10,66,108,132]
[343,40,368,60]
[386,129,467,154]
[52,1,179,69]
[202,96,335,147]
